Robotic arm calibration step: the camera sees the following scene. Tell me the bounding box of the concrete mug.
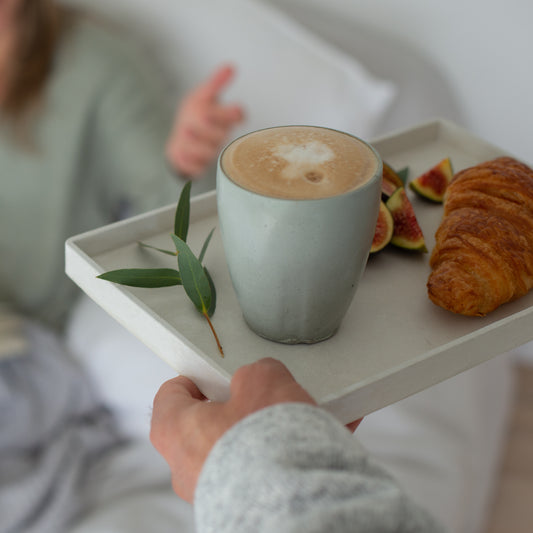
[216,125,382,344]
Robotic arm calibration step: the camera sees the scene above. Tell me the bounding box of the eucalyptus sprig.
[396,166,409,184]
[97,181,224,356]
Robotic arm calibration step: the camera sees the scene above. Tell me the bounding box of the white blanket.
[0,320,173,533]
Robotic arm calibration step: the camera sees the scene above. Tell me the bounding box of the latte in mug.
[221,126,378,199]
[217,125,382,344]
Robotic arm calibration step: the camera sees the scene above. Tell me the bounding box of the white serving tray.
[65,119,533,423]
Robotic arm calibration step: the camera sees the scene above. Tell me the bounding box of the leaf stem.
[203,311,224,357]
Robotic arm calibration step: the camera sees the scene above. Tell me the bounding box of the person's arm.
[150,358,445,533]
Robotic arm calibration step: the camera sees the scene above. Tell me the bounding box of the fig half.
[386,187,427,252]
[370,201,394,253]
[409,157,454,203]
[381,162,404,198]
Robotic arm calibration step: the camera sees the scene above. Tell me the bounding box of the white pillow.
[65,0,396,140]
[168,0,395,139]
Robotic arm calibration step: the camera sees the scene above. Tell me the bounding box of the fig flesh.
[381,162,404,198]
[386,187,427,252]
[409,157,454,203]
[370,201,394,253]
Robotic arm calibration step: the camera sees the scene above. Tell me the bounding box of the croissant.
[427,156,533,316]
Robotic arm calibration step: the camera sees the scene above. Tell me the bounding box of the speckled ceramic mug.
[217,126,382,344]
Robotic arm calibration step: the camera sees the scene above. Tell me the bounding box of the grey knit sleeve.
[194,403,445,533]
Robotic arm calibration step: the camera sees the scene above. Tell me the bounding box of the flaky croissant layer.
[427,157,533,316]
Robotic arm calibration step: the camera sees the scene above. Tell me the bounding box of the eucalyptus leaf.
[171,234,212,314]
[96,180,224,356]
[204,266,216,317]
[198,228,215,264]
[137,241,177,256]
[97,268,182,288]
[174,181,192,241]
[203,266,223,355]
[397,167,409,184]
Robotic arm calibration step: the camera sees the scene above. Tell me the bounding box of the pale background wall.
[291,0,532,162]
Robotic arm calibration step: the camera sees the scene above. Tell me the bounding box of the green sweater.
[0,17,184,329]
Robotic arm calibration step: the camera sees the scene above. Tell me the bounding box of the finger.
[178,139,218,165]
[231,357,316,411]
[177,99,242,145]
[150,376,208,452]
[183,118,231,148]
[232,357,294,389]
[167,128,220,176]
[169,375,206,400]
[207,104,244,128]
[346,417,364,433]
[153,375,206,413]
[199,64,236,102]
[255,357,296,376]
[173,148,216,177]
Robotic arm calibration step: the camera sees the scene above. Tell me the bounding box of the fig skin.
[381,162,404,198]
[386,187,427,252]
[409,157,454,203]
[370,201,394,253]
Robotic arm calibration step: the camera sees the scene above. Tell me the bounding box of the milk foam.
[273,141,334,166]
[273,141,334,184]
[221,126,378,200]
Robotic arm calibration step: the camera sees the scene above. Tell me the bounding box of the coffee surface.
[221,126,378,199]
